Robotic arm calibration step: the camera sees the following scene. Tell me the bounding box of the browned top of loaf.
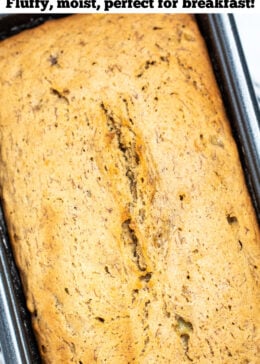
[0,14,259,364]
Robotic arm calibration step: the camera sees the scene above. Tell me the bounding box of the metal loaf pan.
[0,14,259,364]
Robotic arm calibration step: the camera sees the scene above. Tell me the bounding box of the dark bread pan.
[0,14,259,364]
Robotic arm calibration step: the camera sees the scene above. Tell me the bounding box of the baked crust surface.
[0,14,259,363]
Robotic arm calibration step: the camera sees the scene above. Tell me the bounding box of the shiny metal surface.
[0,206,33,364]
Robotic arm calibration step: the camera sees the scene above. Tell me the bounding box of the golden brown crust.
[0,14,259,363]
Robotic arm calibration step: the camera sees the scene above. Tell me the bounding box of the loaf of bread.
[0,14,259,363]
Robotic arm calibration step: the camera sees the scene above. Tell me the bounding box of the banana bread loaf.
[0,14,259,363]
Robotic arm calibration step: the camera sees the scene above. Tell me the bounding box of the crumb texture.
[0,14,259,364]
